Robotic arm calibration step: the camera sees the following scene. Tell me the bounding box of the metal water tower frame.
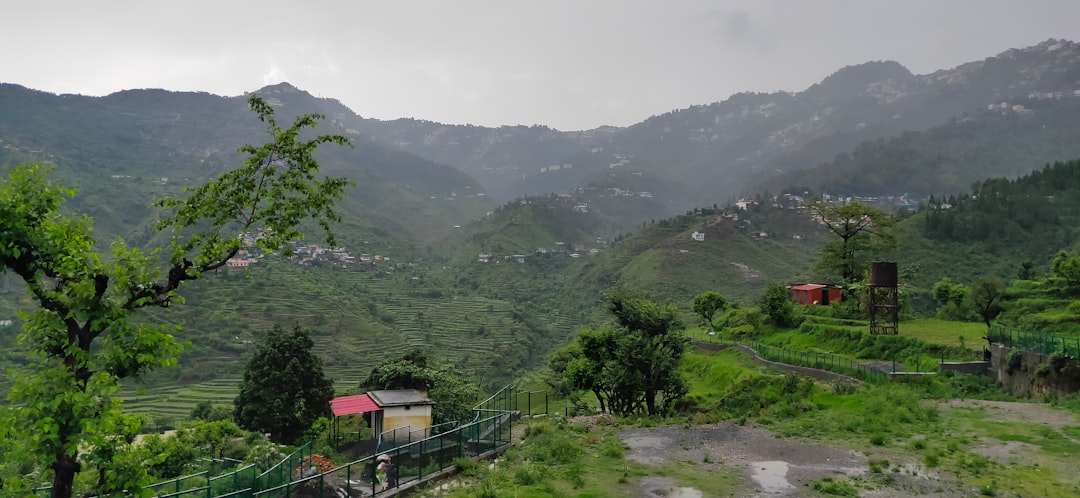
[869,261,899,335]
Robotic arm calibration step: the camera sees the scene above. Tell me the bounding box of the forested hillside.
[764,97,1080,197]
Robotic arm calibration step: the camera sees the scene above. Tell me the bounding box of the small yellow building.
[368,389,435,439]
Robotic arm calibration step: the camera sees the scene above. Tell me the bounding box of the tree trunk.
[644,389,657,416]
[52,452,79,498]
[592,389,606,413]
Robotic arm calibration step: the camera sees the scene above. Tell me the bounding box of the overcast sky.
[3,1,1079,130]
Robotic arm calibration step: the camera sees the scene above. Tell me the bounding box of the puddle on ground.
[750,460,794,494]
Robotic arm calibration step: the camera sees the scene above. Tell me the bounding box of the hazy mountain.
[0,82,494,247]
[345,39,1080,213]
[762,95,1080,197]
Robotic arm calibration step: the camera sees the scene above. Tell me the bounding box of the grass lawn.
[898,318,989,352]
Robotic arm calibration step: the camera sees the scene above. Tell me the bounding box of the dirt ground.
[619,422,968,498]
[939,399,1079,426]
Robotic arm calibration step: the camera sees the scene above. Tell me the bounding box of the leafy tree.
[178,420,244,460]
[760,282,797,328]
[1051,250,1080,294]
[137,433,199,479]
[363,350,479,425]
[809,200,894,281]
[191,401,234,422]
[0,95,350,497]
[932,277,971,321]
[550,289,688,416]
[969,276,1006,330]
[234,324,334,444]
[692,291,728,330]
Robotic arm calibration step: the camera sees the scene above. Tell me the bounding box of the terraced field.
[118,258,586,421]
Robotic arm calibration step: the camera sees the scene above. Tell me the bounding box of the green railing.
[252,441,313,493]
[989,324,1080,358]
[512,390,551,417]
[733,339,890,384]
[252,412,513,497]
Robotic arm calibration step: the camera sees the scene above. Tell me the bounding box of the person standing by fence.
[376,454,390,491]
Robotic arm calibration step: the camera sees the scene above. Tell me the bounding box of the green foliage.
[138,432,199,479]
[760,282,797,328]
[234,324,334,444]
[0,96,350,497]
[691,291,728,330]
[811,477,859,497]
[176,419,243,460]
[1051,250,1080,295]
[362,350,479,424]
[932,277,972,321]
[550,288,689,416]
[1006,350,1024,374]
[190,400,233,422]
[969,275,1006,329]
[809,200,894,281]
[243,439,284,472]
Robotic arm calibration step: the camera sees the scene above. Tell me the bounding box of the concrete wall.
[939,361,990,376]
[383,405,432,436]
[989,344,1080,397]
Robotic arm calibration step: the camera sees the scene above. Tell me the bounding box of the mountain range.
[3,38,1080,417]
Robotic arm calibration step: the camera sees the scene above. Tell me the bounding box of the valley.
[4,35,1080,497]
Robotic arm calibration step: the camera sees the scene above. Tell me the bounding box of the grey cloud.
[2,0,1080,130]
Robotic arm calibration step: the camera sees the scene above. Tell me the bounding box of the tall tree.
[234,325,334,444]
[760,282,797,328]
[0,96,350,497]
[809,200,894,281]
[969,276,1007,330]
[1051,250,1080,295]
[692,291,728,331]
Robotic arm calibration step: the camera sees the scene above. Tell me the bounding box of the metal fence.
[251,411,513,497]
[31,387,524,498]
[734,339,891,383]
[989,324,1080,358]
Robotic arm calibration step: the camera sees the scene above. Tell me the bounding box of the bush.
[1006,350,1024,374]
[811,478,859,497]
[452,456,481,477]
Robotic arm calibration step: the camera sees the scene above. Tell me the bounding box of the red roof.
[330,394,382,416]
[791,284,826,291]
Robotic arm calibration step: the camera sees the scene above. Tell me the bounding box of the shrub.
[1006,350,1024,374]
[811,478,859,497]
[513,461,547,485]
[924,453,941,467]
[452,456,481,477]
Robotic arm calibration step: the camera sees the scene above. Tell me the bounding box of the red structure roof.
[791,283,826,291]
[330,393,382,416]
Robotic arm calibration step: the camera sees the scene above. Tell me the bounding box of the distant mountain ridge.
[0,82,494,247]
[335,38,1080,210]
